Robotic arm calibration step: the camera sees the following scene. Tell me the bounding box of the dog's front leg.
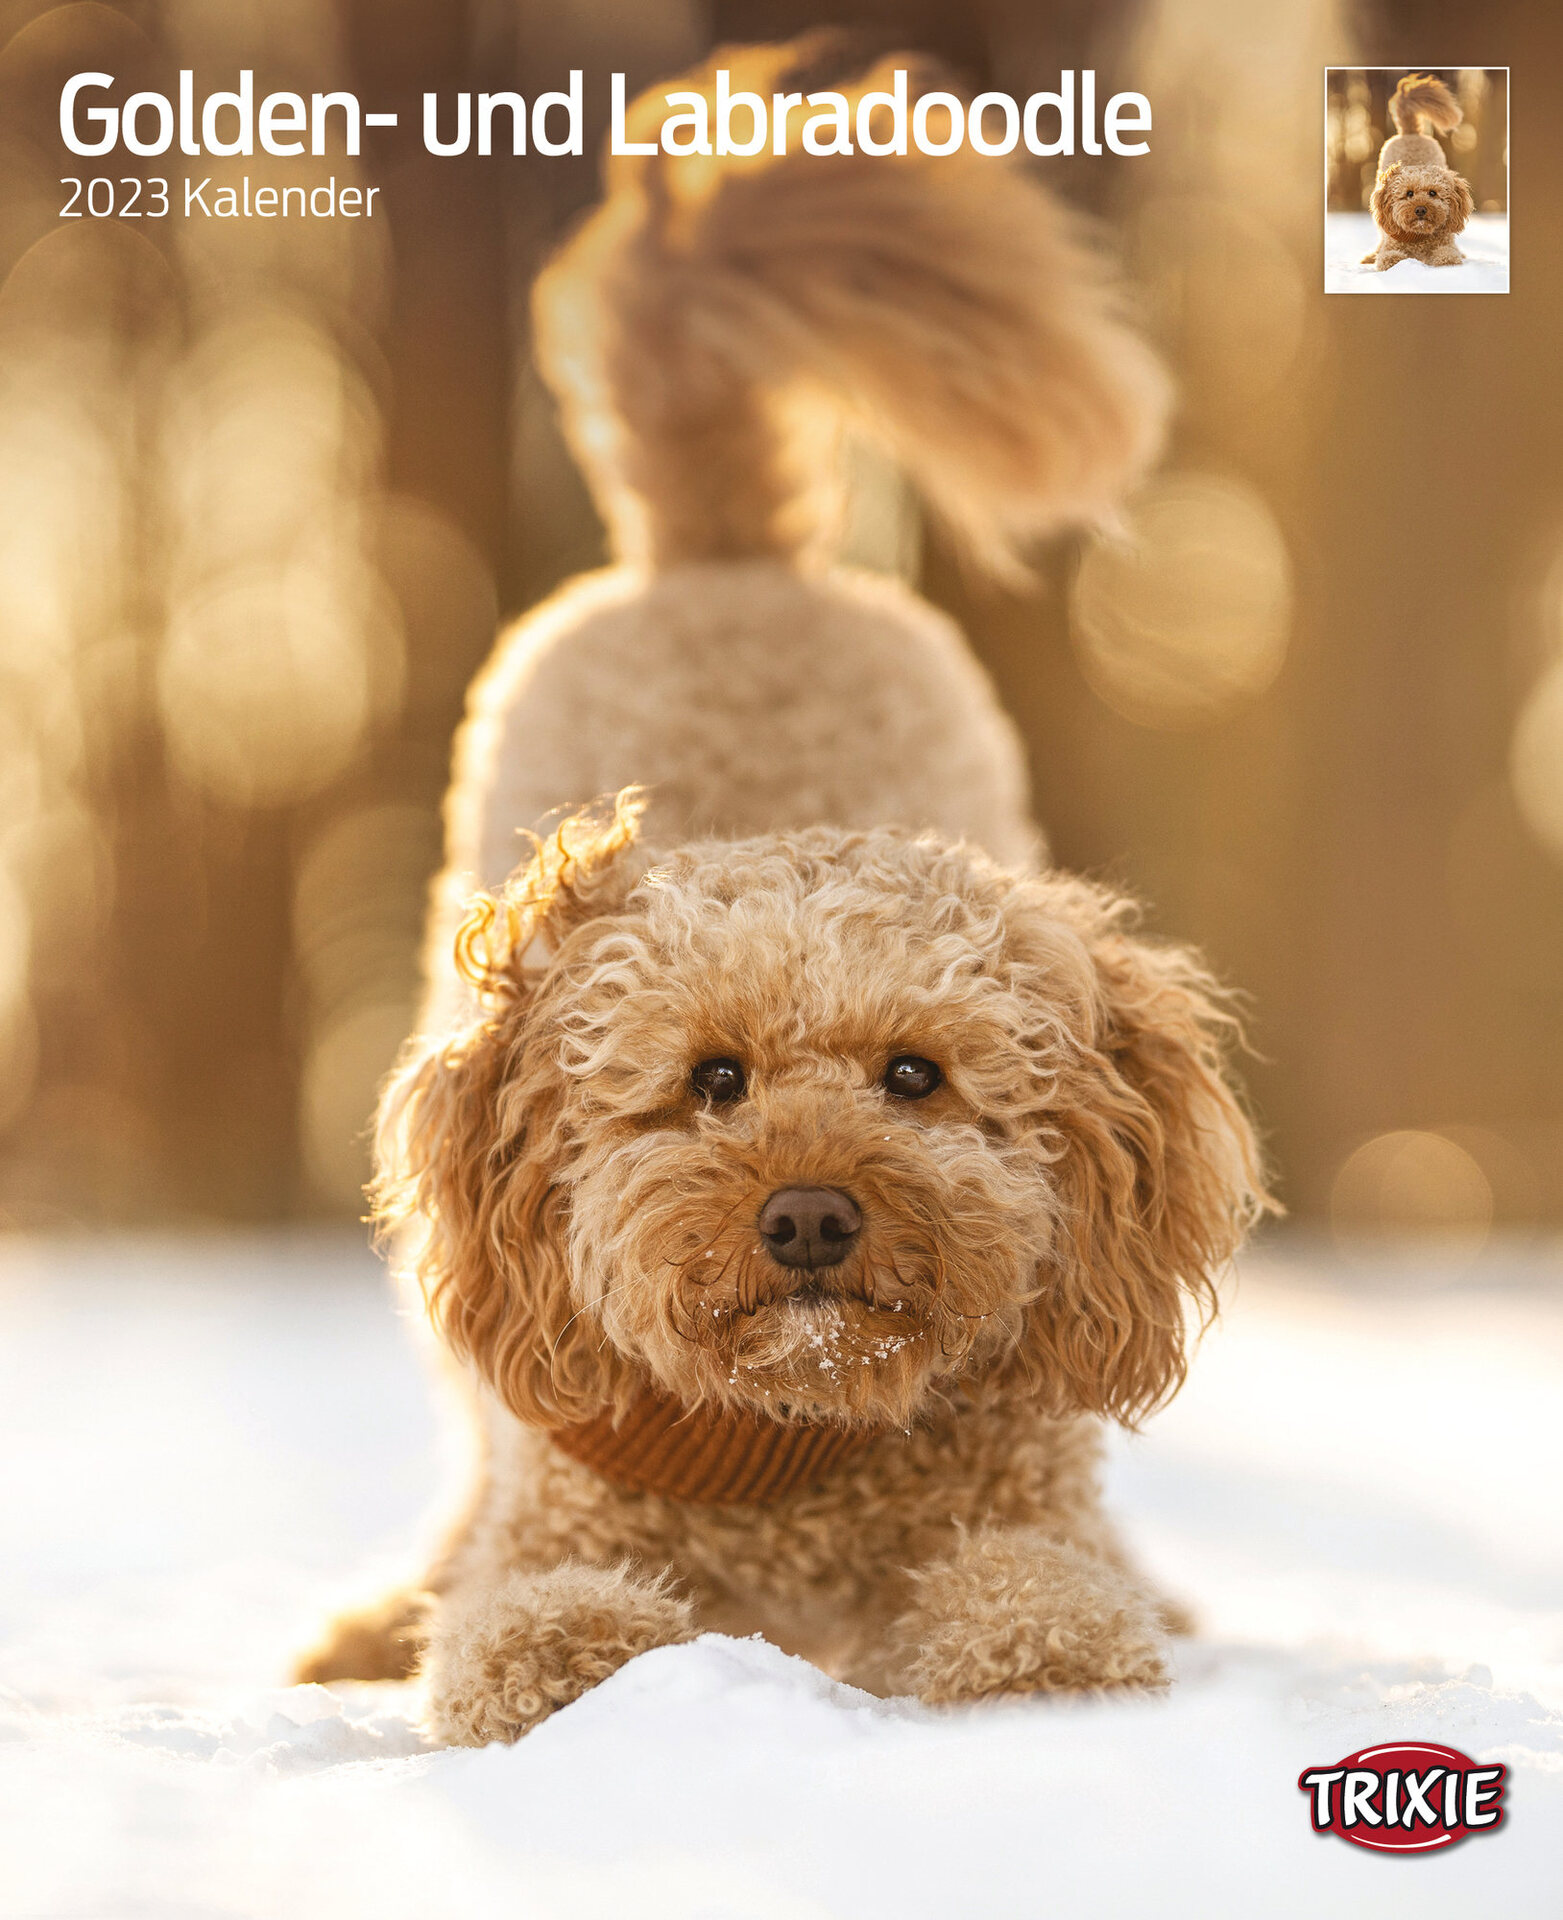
[421,1559,697,1745]
[893,1527,1171,1705]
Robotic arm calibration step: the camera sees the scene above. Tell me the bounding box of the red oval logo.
[1298,1743,1506,1852]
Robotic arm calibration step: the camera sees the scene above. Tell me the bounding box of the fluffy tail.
[1388,73,1462,137]
[532,43,1170,584]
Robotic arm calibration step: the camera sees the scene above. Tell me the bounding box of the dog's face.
[1372,163,1473,241]
[379,799,1265,1434]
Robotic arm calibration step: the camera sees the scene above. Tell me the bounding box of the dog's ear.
[1001,876,1272,1426]
[1443,170,1474,232]
[373,792,648,1426]
[1370,164,1402,228]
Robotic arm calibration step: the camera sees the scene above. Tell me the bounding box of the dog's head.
[377,796,1268,1435]
[1372,163,1474,240]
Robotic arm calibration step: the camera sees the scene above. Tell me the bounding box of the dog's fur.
[1377,72,1462,174]
[297,45,1269,1742]
[1364,78,1472,271]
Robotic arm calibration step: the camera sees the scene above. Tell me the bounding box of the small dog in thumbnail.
[1364,76,1475,270]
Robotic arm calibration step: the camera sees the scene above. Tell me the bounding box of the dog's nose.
[758,1187,862,1269]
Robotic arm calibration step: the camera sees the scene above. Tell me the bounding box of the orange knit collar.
[547,1384,882,1505]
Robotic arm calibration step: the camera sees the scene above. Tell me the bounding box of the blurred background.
[1326,66,1508,213]
[0,0,1556,1255]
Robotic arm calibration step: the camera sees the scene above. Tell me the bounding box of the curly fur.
[296,38,1269,1741]
[313,804,1268,1736]
[432,562,1042,1028]
[390,807,1264,1435]
[1379,73,1462,174]
[424,1561,698,1745]
[899,1528,1172,1701]
[536,42,1170,581]
[1363,161,1474,271]
[421,45,1176,1030]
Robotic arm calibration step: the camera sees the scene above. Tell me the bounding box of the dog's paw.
[421,1561,697,1746]
[898,1529,1170,1704]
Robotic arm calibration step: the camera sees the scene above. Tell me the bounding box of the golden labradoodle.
[298,45,1268,1744]
[1364,76,1474,270]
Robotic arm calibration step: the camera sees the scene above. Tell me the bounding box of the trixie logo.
[1299,1743,1506,1853]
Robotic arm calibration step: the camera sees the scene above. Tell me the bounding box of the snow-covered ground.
[2,1231,1560,1917]
[1325,211,1510,293]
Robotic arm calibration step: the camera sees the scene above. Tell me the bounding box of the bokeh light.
[0,220,157,1223]
[156,301,399,810]
[293,803,443,1209]
[0,0,398,1220]
[1330,1130,1494,1254]
[0,865,30,1039]
[0,994,38,1136]
[158,554,400,807]
[166,314,380,564]
[371,495,500,712]
[1446,782,1563,995]
[299,999,417,1215]
[0,5,1550,1236]
[1509,658,1563,863]
[1130,196,1307,409]
[1069,472,1292,727]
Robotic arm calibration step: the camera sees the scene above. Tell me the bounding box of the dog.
[1363,76,1474,270]
[296,45,1268,1743]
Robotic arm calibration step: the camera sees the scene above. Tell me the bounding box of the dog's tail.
[1388,73,1462,137]
[532,44,1169,584]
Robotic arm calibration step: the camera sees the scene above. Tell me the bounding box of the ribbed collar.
[547,1384,883,1504]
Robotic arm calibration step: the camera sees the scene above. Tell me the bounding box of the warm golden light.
[1130,197,1307,407]
[165,312,380,571]
[1510,658,1563,863]
[158,564,377,806]
[1330,1130,1494,1251]
[300,999,417,1213]
[292,802,442,1210]
[1070,471,1292,727]
[0,866,30,1035]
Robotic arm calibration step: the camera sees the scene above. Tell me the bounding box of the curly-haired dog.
[1363,76,1472,271]
[297,45,1268,1742]
[1364,160,1475,270]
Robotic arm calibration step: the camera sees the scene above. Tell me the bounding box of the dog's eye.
[691,1057,746,1104]
[883,1055,942,1100]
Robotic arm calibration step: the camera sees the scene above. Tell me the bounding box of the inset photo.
[1325,68,1508,293]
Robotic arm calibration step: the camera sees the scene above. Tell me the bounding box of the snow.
[2,1231,1560,1916]
[1325,212,1510,293]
